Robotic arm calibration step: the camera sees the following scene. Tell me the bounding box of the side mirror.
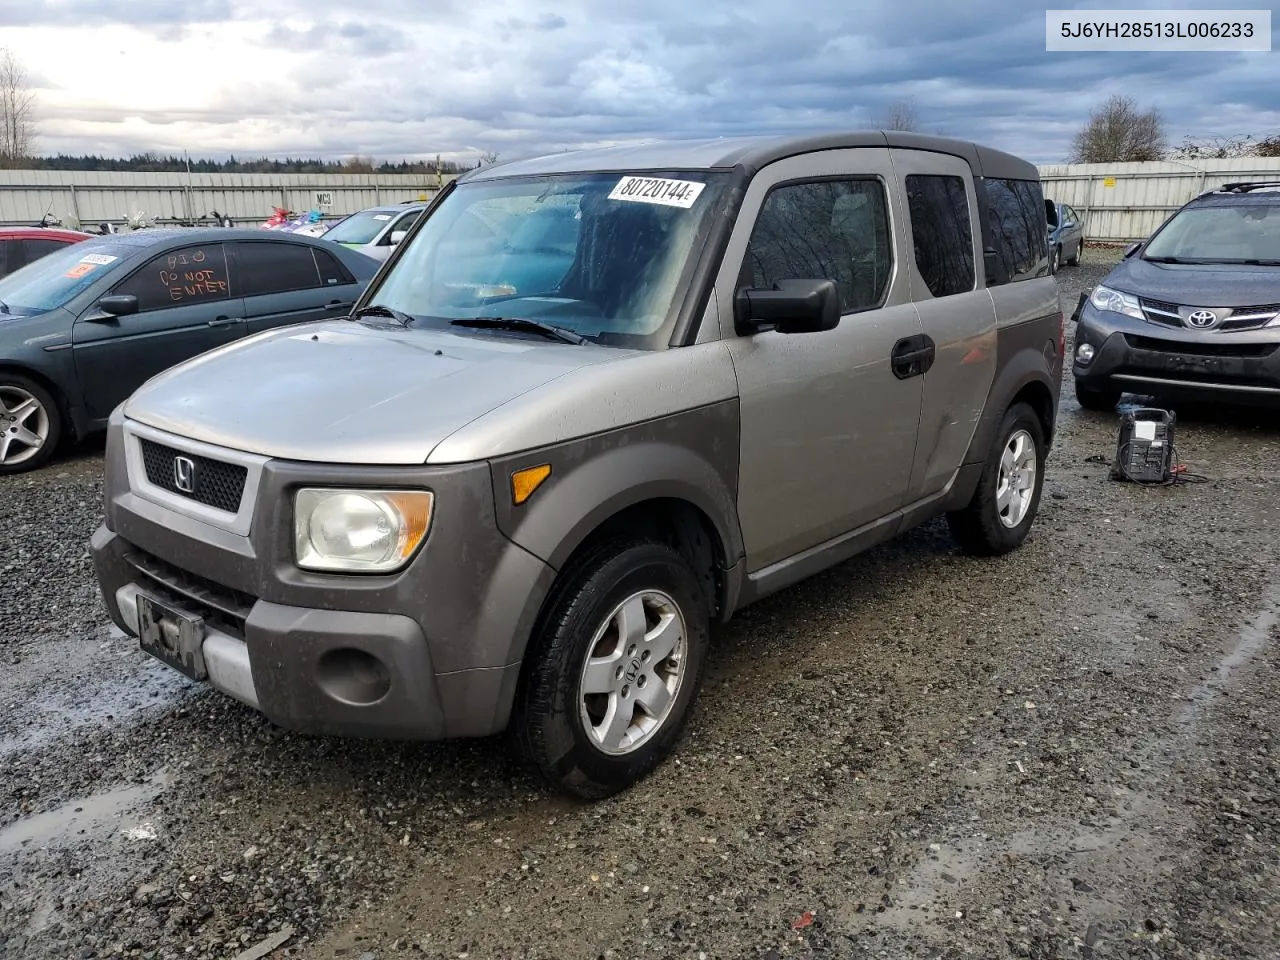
[389,230,407,246]
[96,294,139,317]
[735,279,841,335]
[1123,241,1142,259]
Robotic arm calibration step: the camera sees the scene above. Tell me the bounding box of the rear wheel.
[512,539,711,800]
[947,402,1046,556]
[1067,239,1082,265]
[0,376,61,475]
[1075,381,1121,411]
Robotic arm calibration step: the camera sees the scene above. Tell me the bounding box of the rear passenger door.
[230,240,358,336]
[717,148,926,572]
[889,150,998,500]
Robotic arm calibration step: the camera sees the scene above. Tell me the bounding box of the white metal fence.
[1037,157,1280,243]
[0,169,462,230]
[5,159,1280,241]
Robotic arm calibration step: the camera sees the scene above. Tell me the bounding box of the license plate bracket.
[137,593,207,681]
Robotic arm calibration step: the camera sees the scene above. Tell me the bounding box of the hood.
[1104,256,1280,308]
[123,320,623,464]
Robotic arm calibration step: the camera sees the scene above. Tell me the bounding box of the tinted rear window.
[905,174,975,298]
[234,241,323,296]
[983,178,1050,285]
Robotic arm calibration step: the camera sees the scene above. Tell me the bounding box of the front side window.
[234,241,322,296]
[983,178,1049,285]
[113,244,231,312]
[367,170,731,347]
[1143,200,1280,262]
[905,174,975,298]
[744,178,892,313]
[381,209,422,244]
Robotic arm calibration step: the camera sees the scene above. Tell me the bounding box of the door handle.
[891,335,936,380]
[207,316,242,327]
[324,299,351,310]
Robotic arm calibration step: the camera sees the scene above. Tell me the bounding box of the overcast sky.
[3,0,1278,166]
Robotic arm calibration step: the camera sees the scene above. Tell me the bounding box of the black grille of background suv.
[139,438,247,513]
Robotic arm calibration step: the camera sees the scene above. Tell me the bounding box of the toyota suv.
[1073,181,1280,410]
[90,132,1063,799]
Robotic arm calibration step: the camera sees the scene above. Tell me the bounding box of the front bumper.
[90,415,557,741]
[1073,302,1280,403]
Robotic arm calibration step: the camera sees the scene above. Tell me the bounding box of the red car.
[0,226,94,280]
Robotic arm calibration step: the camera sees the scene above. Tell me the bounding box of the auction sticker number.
[608,176,706,209]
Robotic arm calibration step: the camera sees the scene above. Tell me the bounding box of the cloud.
[5,0,1279,166]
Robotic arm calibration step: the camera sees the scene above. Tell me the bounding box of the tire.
[0,375,62,475]
[512,539,711,800]
[1049,245,1060,274]
[1067,239,1082,265]
[947,402,1046,556]
[1075,381,1121,412]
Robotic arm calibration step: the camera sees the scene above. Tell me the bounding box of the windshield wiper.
[0,300,9,315]
[1143,255,1199,263]
[348,304,415,327]
[449,316,587,345]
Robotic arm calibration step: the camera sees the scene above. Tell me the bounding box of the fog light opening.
[316,647,392,705]
[1076,343,1096,364]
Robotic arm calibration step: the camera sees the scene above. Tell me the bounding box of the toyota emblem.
[1185,309,1218,329]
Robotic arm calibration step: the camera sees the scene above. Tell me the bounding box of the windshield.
[322,210,402,245]
[365,170,731,347]
[1144,200,1280,262]
[0,240,123,315]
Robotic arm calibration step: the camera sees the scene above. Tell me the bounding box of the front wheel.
[0,376,62,475]
[1049,245,1060,274]
[947,402,1046,556]
[512,539,711,800]
[1075,381,1121,411]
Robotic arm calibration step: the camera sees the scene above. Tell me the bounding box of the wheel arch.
[0,362,72,435]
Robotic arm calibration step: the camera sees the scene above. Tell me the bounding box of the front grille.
[1139,297,1280,331]
[1139,298,1183,327]
[1220,303,1280,331]
[1124,335,1277,359]
[139,438,247,513]
[126,549,254,639]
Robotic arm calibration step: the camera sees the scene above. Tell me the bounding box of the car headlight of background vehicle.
[1089,285,1144,321]
[294,489,434,573]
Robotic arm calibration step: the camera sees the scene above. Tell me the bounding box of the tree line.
[17,152,478,174]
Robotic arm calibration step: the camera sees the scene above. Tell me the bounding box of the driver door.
[72,242,244,421]
[715,148,925,572]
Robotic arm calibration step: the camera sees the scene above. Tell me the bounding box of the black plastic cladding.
[139,438,246,513]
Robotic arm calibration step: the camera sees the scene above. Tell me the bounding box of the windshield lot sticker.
[608,176,706,209]
[373,214,393,221]
[64,262,97,279]
[79,253,118,265]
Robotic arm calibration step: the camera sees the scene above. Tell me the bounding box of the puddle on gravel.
[0,769,168,855]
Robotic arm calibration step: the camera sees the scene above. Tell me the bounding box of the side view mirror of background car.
[735,279,841,335]
[1123,241,1142,259]
[91,294,139,320]
[389,230,408,246]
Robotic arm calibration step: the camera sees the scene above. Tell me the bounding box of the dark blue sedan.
[1046,200,1086,273]
[0,228,379,474]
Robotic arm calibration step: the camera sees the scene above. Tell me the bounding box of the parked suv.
[90,132,1063,798]
[1073,181,1280,410]
[320,202,428,261]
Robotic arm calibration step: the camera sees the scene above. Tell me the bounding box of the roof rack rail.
[1218,181,1280,193]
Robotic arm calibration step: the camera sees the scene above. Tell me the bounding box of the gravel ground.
[2,247,1278,960]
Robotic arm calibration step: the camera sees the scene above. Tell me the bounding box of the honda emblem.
[173,456,196,494]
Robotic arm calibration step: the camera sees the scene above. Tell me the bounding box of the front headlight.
[1089,285,1144,321]
[294,488,434,573]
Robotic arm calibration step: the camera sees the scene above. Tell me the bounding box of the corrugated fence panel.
[1039,158,1280,242]
[0,170,459,228]
[5,160,1279,238]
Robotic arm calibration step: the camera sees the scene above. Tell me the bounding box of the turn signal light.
[512,464,552,504]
